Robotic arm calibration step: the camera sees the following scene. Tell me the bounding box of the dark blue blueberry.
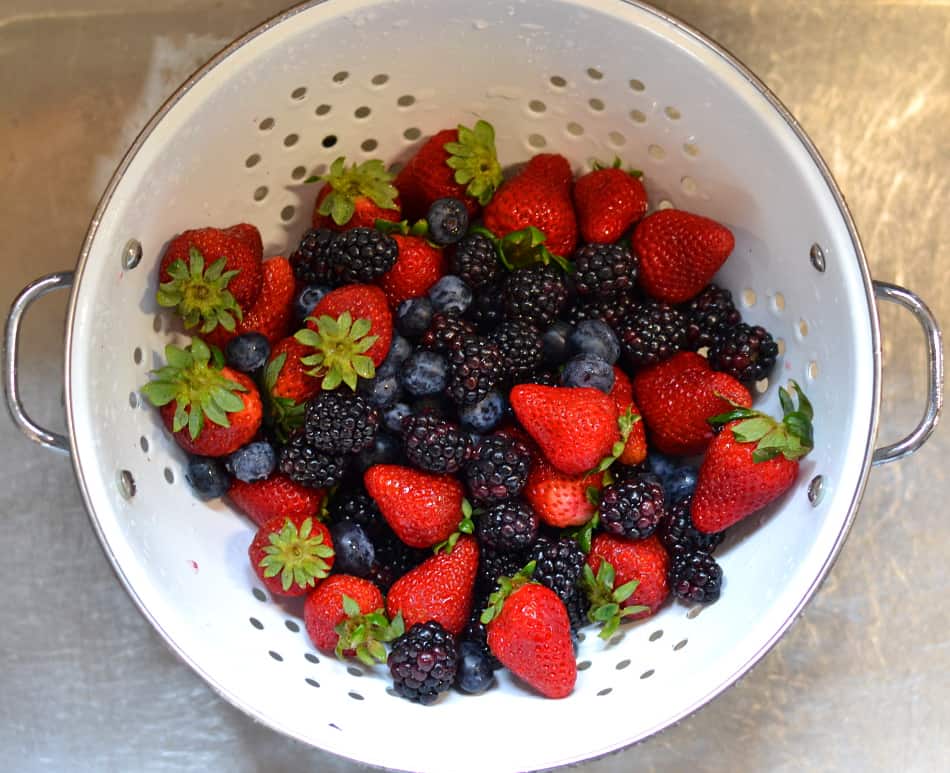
[224,333,270,373]
[225,441,277,483]
[356,431,403,472]
[383,402,413,434]
[428,275,473,316]
[542,321,574,366]
[396,297,434,338]
[568,319,621,364]
[426,197,470,246]
[561,353,615,393]
[646,451,678,481]
[459,389,507,432]
[400,350,449,396]
[378,334,413,378]
[329,520,376,578]
[455,640,496,695]
[665,466,699,504]
[293,284,331,324]
[358,374,403,409]
[185,456,231,499]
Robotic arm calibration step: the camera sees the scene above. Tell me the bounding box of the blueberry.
[428,275,473,316]
[329,520,376,577]
[646,451,678,481]
[225,440,277,483]
[426,197,470,246]
[542,321,574,366]
[400,350,449,396]
[561,353,615,393]
[455,640,496,695]
[459,389,507,432]
[665,466,699,503]
[356,431,403,472]
[293,284,330,324]
[383,402,412,434]
[185,456,231,499]
[378,335,413,378]
[224,333,270,373]
[358,374,403,409]
[396,297,434,338]
[568,319,621,364]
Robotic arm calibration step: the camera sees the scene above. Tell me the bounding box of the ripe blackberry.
[563,292,639,331]
[598,477,667,540]
[476,547,527,600]
[402,412,472,474]
[528,536,586,608]
[708,322,779,383]
[669,551,723,604]
[572,243,638,299]
[328,488,383,531]
[476,500,539,553]
[464,434,532,504]
[290,228,338,286]
[388,621,458,704]
[566,592,592,634]
[658,497,726,556]
[465,283,506,333]
[329,226,398,283]
[446,335,505,407]
[302,391,379,455]
[421,313,475,353]
[447,232,501,290]
[490,320,544,382]
[680,283,742,349]
[368,529,427,591]
[522,369,560,387]
[616,300,687,368]
[278,433,348,488]
[503,264,569,327]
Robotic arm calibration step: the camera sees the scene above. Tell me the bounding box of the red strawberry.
[264,336,321,406]
[510,384,620,476]
[142,339,262,457]
[632,209,735,304]
[248,513,335,597]
[308,284,392,366]
[574,163,648,243]
[157,224,264,334]
[386,535,479,636]
[311,157,401,230]
[376,232,446,308]
[483,153,578,258]
[609,367,647,465]
[587,533,670,620]
[524,458,604,528]
[394,121,503,221]
[364,465,465,548]
[692,381,814,533]
[228,474,325,528]
[632,352,752,456]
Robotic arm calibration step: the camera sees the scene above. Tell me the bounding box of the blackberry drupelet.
[388,621,458,704]
[598,477,667,540]
[402,412,472,474]
[368,529,427,591]
[616,300,688,368]
[329,226,398,283]
[503,264,569,327]
[421,313,475,353]
[302,391,379,455]
[659,497,726,556]
[489,319,544,382]
[464,434,532,504]
[528,536,586,609]
[476,500,539,553]
[447,232,501,290]
[566,591,592,634]
[278,433,348,488]
[446,335,505,407]
[523,368,560,387]
[669,551,723,604]
[563,292,640,331]
[328,488,384,532]
[708,322,779,383]
[290,228,338,286]
[476,547,527,601]
[465,282,506,333]
[572,243,638,299]
[680,283,742,350]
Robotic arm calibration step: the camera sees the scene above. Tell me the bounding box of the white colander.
[3,1,943,771]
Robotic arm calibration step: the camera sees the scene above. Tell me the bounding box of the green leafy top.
[258,517,335,593]
[334,595,405,667]
[374,218,430,238]
[587,406,641,475]
[311,157,399,226]
[581,560,649,640]
[156,247,243,334]
[471,225,574,274]
[443,120,504,206]
[261,352,306,442]
[590,157,644,178]
[294,311,379,391]
[434,498,475,554]
[140,339,248,440]
[708,380,814,463]
[480,560,537,625]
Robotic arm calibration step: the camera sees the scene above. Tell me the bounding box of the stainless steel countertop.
[2,1,948,771]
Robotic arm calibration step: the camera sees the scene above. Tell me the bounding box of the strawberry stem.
[480,560,536,624]
[258,517,335,592]
[581,561,649,639]
[156,247,243,334]
[295,311,379,391]
[334,597,404,666]
[443,120,503,206]
[316,157,399,226]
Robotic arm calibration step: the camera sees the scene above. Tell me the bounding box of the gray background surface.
[1,1,948,771]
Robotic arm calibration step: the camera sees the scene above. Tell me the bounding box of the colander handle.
[872,281,943,466]
[3,271,74,455]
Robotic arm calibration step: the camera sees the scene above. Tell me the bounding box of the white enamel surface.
[66,0,877,770]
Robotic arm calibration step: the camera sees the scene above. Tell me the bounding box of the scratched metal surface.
[1,1,947,771]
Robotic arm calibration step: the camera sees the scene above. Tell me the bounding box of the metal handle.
[3,272,74,454]
[872,281,943,466]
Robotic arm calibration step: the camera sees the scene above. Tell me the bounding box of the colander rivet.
[122,239,142,270]
[118,469,136,500]
[808,474,825,506]
[810,243,826,272]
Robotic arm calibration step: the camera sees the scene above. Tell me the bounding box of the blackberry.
[328,489,383,532]
[566,591,592,634]
[476,500,539,553]
[489,320,544,382]
[464,434,532,504]
[563,292,639,331]
[460,615,502,670]
[598,477,666,540]
[708,322,779,383]
[329,226,398,283]
[669,551,723,604]
[388,621,458,704]
[659,497,725,556]
[368,529,427,591]
[301,391,379,455]
[528,536,586,608]
[421,313,475,353]
[446,335,505,407]
[572,243,638,299]
[290,228,338,286]
[278,433,348,488]
[616,300,687,368]
[465,282,506,333]
[681,284,742,349]
[476,547,527,600]
[503,264,569,327]
[402,412,472,474]
[447,232,501,290]
[523,369,560,387]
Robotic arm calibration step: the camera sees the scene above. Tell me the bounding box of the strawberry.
[692,381,814,533]
[142,339,262,457]
[261,337,319,440]
[157,224,264,334]
[228,474,325,528]
[376,229,446,308]
[510,384,620,476]
[310,157,401,230]
[483,153,578,258]
[632,209,735,304]
[304,575,403,663]
[574,161,648,243]
[609,367,647,465]
[524,458,604,528]
[586,533,670,620]
[386,535,479,635]
[364,464,466,548]
[481,565,576,699]
[394,120,503,221]
[248,513,335,597]
[632,352,752,456]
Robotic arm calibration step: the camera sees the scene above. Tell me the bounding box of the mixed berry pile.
[142,120,813,703]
